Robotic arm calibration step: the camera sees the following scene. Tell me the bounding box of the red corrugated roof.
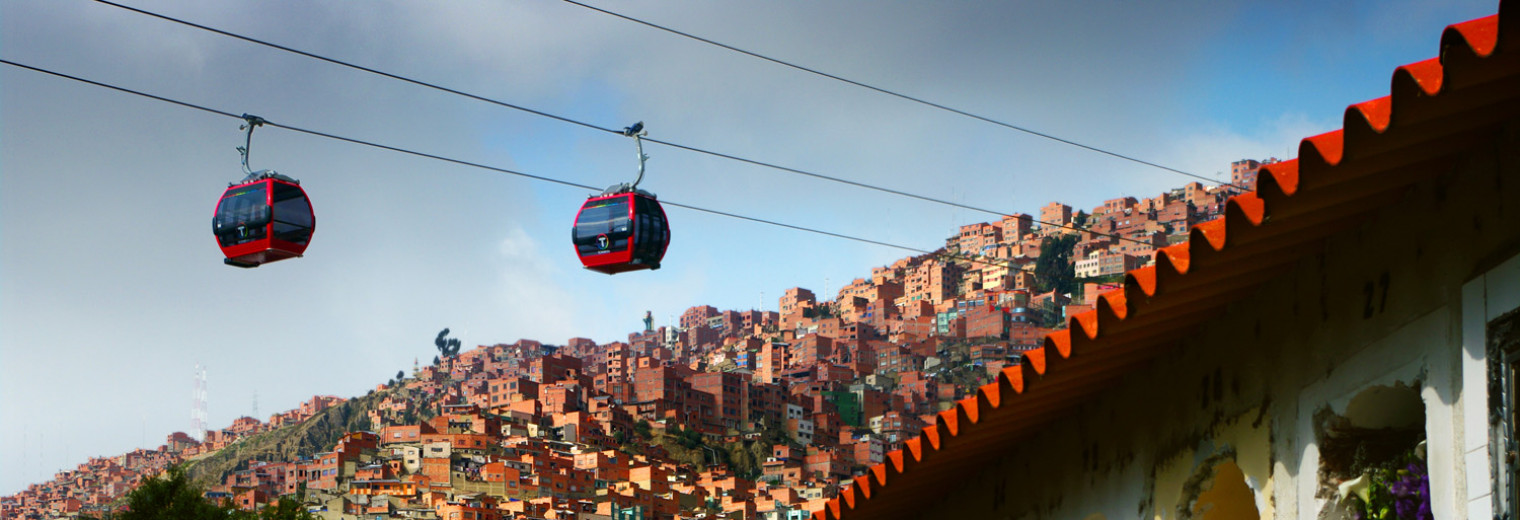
[814,3,1520,519]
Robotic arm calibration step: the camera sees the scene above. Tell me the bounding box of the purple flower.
[1348,449,1434,520]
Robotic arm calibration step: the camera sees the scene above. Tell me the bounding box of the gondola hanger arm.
[625,121,648,191]
[237,113,268,176]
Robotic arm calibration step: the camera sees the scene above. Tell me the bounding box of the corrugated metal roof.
[814,3,1520,518]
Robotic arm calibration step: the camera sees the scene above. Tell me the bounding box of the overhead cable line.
[90,0,618,135]
[1,57,1033,271]
[557,0,1245,190]
[85,0,1150,246]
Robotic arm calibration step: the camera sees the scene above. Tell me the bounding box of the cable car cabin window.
[631,197,647,258]
[633,196,658,261]
[649,199,668,252]
[213,184,269,247]
[574,197,631,254]
[640,197,668,260]
[270,182,313,244]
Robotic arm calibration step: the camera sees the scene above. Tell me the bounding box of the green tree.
[1030,299,1065,329]
[119,468,229,520]
[634,420,652,440]
[677,427,703,449]
[259,496,317,520]
[1034,234,1078,296]
[434,328,462,358]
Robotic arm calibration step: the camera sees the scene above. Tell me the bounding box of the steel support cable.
[557,0,1245,190]
[85,0,1151,246]
[90,0,621,135]
[2,57,1031,270]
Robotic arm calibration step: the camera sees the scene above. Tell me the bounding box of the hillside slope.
[181,388,394,488]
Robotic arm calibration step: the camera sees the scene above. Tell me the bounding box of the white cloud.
[1169,112,1335,179]
[493,226,577,341]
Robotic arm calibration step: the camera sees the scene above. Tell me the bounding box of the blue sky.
[0,0,1498,495]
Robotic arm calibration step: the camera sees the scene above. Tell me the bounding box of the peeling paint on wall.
[1151,408,1273,520]
[1192,461,1260,520]
[1152,447,1198,520]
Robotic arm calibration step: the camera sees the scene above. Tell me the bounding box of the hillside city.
[3,159,1273,520]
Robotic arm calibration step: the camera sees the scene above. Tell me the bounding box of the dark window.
[574,198,629,241]
[574,197,631,253]
[630,196,670,265]
[633,196,651,259]
[1490,308,1520,517]
[271,182,314,244]
[214,184,269,246]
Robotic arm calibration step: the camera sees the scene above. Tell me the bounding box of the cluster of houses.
[0,395,345,519]
[2,172,1259,520]
[0,449,177,519]
[194,404,836,520]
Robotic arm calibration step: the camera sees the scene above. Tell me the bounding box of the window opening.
[1313,383,1427,519]
[1488,307,1520,517]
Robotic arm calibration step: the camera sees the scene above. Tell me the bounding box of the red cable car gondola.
[572,122,671,275]
[214,174,314,268]
[213,115,315,268]
[574,190,670,274]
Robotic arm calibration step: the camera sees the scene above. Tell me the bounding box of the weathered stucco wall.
[926,122,1520,519]
[1461,236,1520,518]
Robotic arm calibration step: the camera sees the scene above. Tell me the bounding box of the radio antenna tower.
[192,363,208,441]
[252,391,259,420]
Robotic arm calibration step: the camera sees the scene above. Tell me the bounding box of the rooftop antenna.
[192,363,208,441]
[252,391,259,420]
